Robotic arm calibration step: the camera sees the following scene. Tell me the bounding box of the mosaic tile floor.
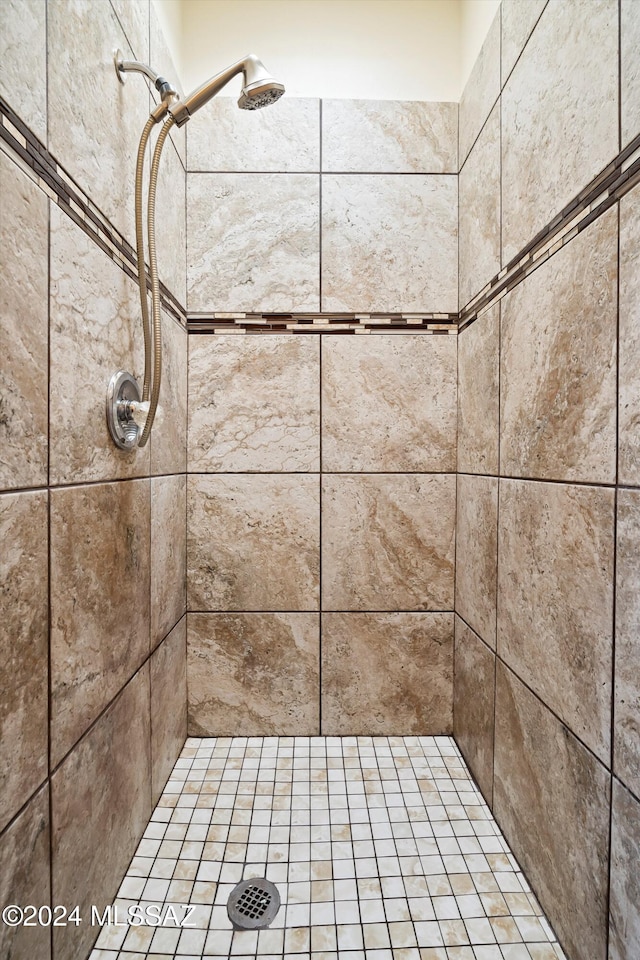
[90,736,566,960]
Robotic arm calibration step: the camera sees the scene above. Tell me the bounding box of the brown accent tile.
[455,475,498,649]
[457,304,499,475]
[494,663,610,960]
[619,184,640,485]
[459,8,501,165]
[151,474,186,647]
[459,103,500,309]
[614,489,640,797]
[187,613,319,736]
[609,778,640,959]
[151,618,187,804]
[150,311,188,476]
[50,479,151,766]
[321,613,453,736]
[453,617,495,804]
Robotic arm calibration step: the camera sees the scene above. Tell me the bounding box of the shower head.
[168,54,284,126]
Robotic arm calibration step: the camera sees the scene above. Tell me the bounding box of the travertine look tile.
[455,475,498,649]
[622,0,640,147]
[459,8,501,165]
[0,0,46,140]
[498,479,614,762]
[187,97,319,172]
[459,102,500,309]
[609,779,640,960]
[321,174,458,313]
[322,474,455,611]
[501,0,618,262]
[619,185,640,485]
[188,335,320,472]
[322,336,456,472]
[453,617,495,804]
[49,206,150,483]
[111,0,149,62]
[155,134,187,307]
[457,305,499,475]
[151,618,187,803]
[500,0,548,86]
[614,490,640,798]
[149,2,186,166]
[50,479,150,766]
[52,668,151,960]
[150,313,188,477]
[188,475,319,611]
[322,613,453,735]
[188,613,319,735]
[0,786,51,960]
[501,211,617,483]
[0,153,48,490]
[187,173,319,312]
[151,474,186,647]
[322,100,457,173]
[0,492,48,833]
[494,664,610,960]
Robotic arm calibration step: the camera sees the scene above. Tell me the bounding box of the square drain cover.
[226,877,281,930]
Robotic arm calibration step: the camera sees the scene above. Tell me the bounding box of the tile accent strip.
[187,313,459,335]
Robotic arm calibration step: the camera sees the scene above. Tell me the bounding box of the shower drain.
[226,877,281,930]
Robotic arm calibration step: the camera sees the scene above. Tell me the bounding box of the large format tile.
[459,8,500,165]
[151,618,187,804]
[51,668,151,960]
[187,173,319,312]
[622,0,640,147]
[494,663,610,960]
[501,0,618,262]
[0,491,48,833]
[453,617,495,804]
[0,786,51,960]
[322,335,456,472]
[0,152,48,490]
[619,185,640,486]
[500,210,617,483]
[321,174,458,313]
[498,479,615,762]
[149,2,186,167]
[322,100,457,173]
[322,613,453,735]
[110,0,149,63]
[457,305,499,475]
[150,312,188,477]
[188,613,319,736]
[609,779,640,960]
[458,102,500,309]
[188,475,319,611]
[322,474,455,611]
[155,133,187,307]
[500,0,548,86]
[0,0,46,140]
[151,474,186,647]
[187,97,319,172]
[455,474,498,648]
[188,335,320,472]
[49,207,149,484]
[614,490,640,798]
[50,479,150,766]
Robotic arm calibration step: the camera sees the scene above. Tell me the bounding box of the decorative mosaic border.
[187,313,458,335]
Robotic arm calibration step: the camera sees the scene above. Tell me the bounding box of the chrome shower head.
[238,80,285,111]
[168,54,284,126]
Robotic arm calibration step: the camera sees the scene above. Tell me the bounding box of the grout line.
[319,335,323,736]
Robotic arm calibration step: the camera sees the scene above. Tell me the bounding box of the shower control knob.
[106,370,144,450]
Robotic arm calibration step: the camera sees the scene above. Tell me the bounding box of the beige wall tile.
[322,474,455,611]
[621,0,640,147]
[609,779,640,960]
[187,98,319,172]
[188,335,320,472]
[500,0,548,87]
[51,668,151,960]
[322,613,453,736]
[155,136,187,307]
[457,306,500,475]
[151,618,187,803]
[0,0,46,140]
[0,153,48,491]
[111,0,149,62]
[0,786,51,960]
[498,479,614,762]
[188,475,319,611]
[494,663,610,960]
[151,475,186,647]
[459,8,500,165]
[188,613,319,735]
[187,173,319,312]
[322,100,457,173]
[501,0,618,262]
[49,207,150,484]
[614,490,640,797]
[321,174,457,313]
[50,479,151,766]
[453,617,495,804]
[455,475,498,649]
[150,313,188,477]
[500,211,617,484]
[458,102,500,309]
[322,335,456,472]
[619,185,640,486]
[0,492,48,832]
[149,2,186,167]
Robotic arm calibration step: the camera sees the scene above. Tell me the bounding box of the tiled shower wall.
[454,3,640,960]
[0,3,187,960]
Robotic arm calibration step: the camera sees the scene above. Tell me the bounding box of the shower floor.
[89,736,565,960]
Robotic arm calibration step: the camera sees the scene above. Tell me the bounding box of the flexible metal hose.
[137,114,176,447]
[134,115,155,403]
